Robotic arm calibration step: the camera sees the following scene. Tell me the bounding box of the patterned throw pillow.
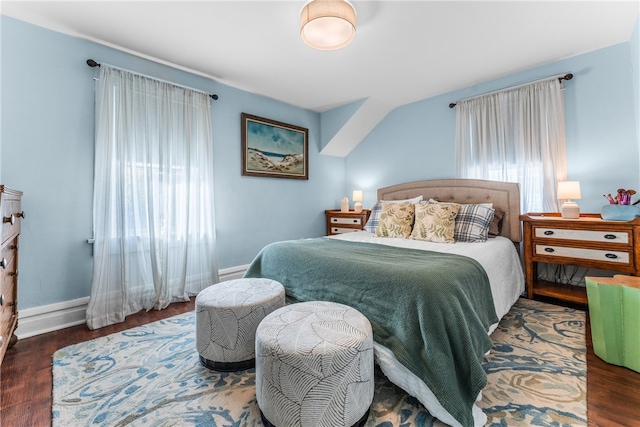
[411,202,460,243]
[364,196,423,233]
[375,203,415,238]
[454,204,496,242]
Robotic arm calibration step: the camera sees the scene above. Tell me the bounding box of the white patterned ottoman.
[196,278,285,371]
[256,301,374,427]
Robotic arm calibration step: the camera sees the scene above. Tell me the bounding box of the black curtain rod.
[448,73,573,108]
[86,59,219,100]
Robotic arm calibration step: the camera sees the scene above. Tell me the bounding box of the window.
[86,65,219,330]
[455,78,568,213]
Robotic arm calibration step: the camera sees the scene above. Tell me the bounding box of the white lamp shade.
[557,181,581,200]
[300,0,356,51]
[352,190,363,213]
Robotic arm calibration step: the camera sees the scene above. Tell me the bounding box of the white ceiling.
[2,1,638,115]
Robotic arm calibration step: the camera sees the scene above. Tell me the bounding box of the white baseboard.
[15,264,249,340]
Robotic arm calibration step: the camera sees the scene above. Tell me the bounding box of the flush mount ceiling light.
[300,0,356,51]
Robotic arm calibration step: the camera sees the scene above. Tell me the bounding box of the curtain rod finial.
[559,73,573,83]
[87,59,100,68]
[449,103,457,109]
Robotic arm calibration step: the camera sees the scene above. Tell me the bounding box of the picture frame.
[241,113,309,180]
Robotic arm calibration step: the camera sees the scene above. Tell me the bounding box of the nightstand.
[520,213,640,305]
[325,210,371,236]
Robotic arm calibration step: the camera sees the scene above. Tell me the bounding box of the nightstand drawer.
[535,244,630,264]
[325,209,371,236]
[330,217,363,226]
[331,227,363,234]
[534,227,629,244]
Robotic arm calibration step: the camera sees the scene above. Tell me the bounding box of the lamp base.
[561,201,580,219]
[354,202,363,213]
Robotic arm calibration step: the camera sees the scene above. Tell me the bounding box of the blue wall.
[1,16,345,310]
[344,39,639,215]
[631,13,640,176]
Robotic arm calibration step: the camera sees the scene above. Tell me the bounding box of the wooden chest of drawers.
[1,186,23,366]
[325,210,371,236]
[520,213,640,305]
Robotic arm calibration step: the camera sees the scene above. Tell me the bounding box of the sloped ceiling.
[2,1,638,156]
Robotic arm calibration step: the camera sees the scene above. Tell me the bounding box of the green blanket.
[244,237,498,427]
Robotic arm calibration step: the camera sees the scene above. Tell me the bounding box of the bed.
[244,179,525,427]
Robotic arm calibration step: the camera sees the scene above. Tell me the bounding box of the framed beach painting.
[241,113,309,180]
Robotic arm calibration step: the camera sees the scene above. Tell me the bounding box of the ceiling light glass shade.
[300,0,356,51]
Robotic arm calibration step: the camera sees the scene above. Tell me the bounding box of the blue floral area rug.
[52,298,586,426]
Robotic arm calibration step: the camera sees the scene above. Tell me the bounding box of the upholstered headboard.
[377,179,521,243]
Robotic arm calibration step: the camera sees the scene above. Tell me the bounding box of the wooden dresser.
[1,186,23,366]
[520,213,640,305]
[325,210,371,236]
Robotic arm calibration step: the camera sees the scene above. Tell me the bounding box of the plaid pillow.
[364,196,423,233]
[454,204,495,242]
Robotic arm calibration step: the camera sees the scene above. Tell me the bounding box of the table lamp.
[558,181,581,219]
[353,190,363,213]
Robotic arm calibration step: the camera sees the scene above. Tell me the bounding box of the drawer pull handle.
[0,258,7,269]
[605,253,618,259]
[331,218,338,223]
[604,234,617,240]
[352,219,358,223]
[16,211,25,219]
[0,294,4,306]
[544,247,555,253]
[543,230,554,236]
[3,214,16,225]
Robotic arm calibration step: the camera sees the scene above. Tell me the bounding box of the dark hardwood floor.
[1,298,640,426]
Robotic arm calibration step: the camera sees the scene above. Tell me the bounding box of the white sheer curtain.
[86,65,219,330]
[455,78,568,213]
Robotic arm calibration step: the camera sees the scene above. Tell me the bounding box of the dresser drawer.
[535,244,630,264]
[534,227,629,244]
[0,257,17,334]
[330,216,363,226]
[1,237,17,270]
[1,196,21,244]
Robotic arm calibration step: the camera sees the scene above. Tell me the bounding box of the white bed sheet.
[328,232,525,427]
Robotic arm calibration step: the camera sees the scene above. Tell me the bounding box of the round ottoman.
[196,278,285,371]
[256,301,374,427]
